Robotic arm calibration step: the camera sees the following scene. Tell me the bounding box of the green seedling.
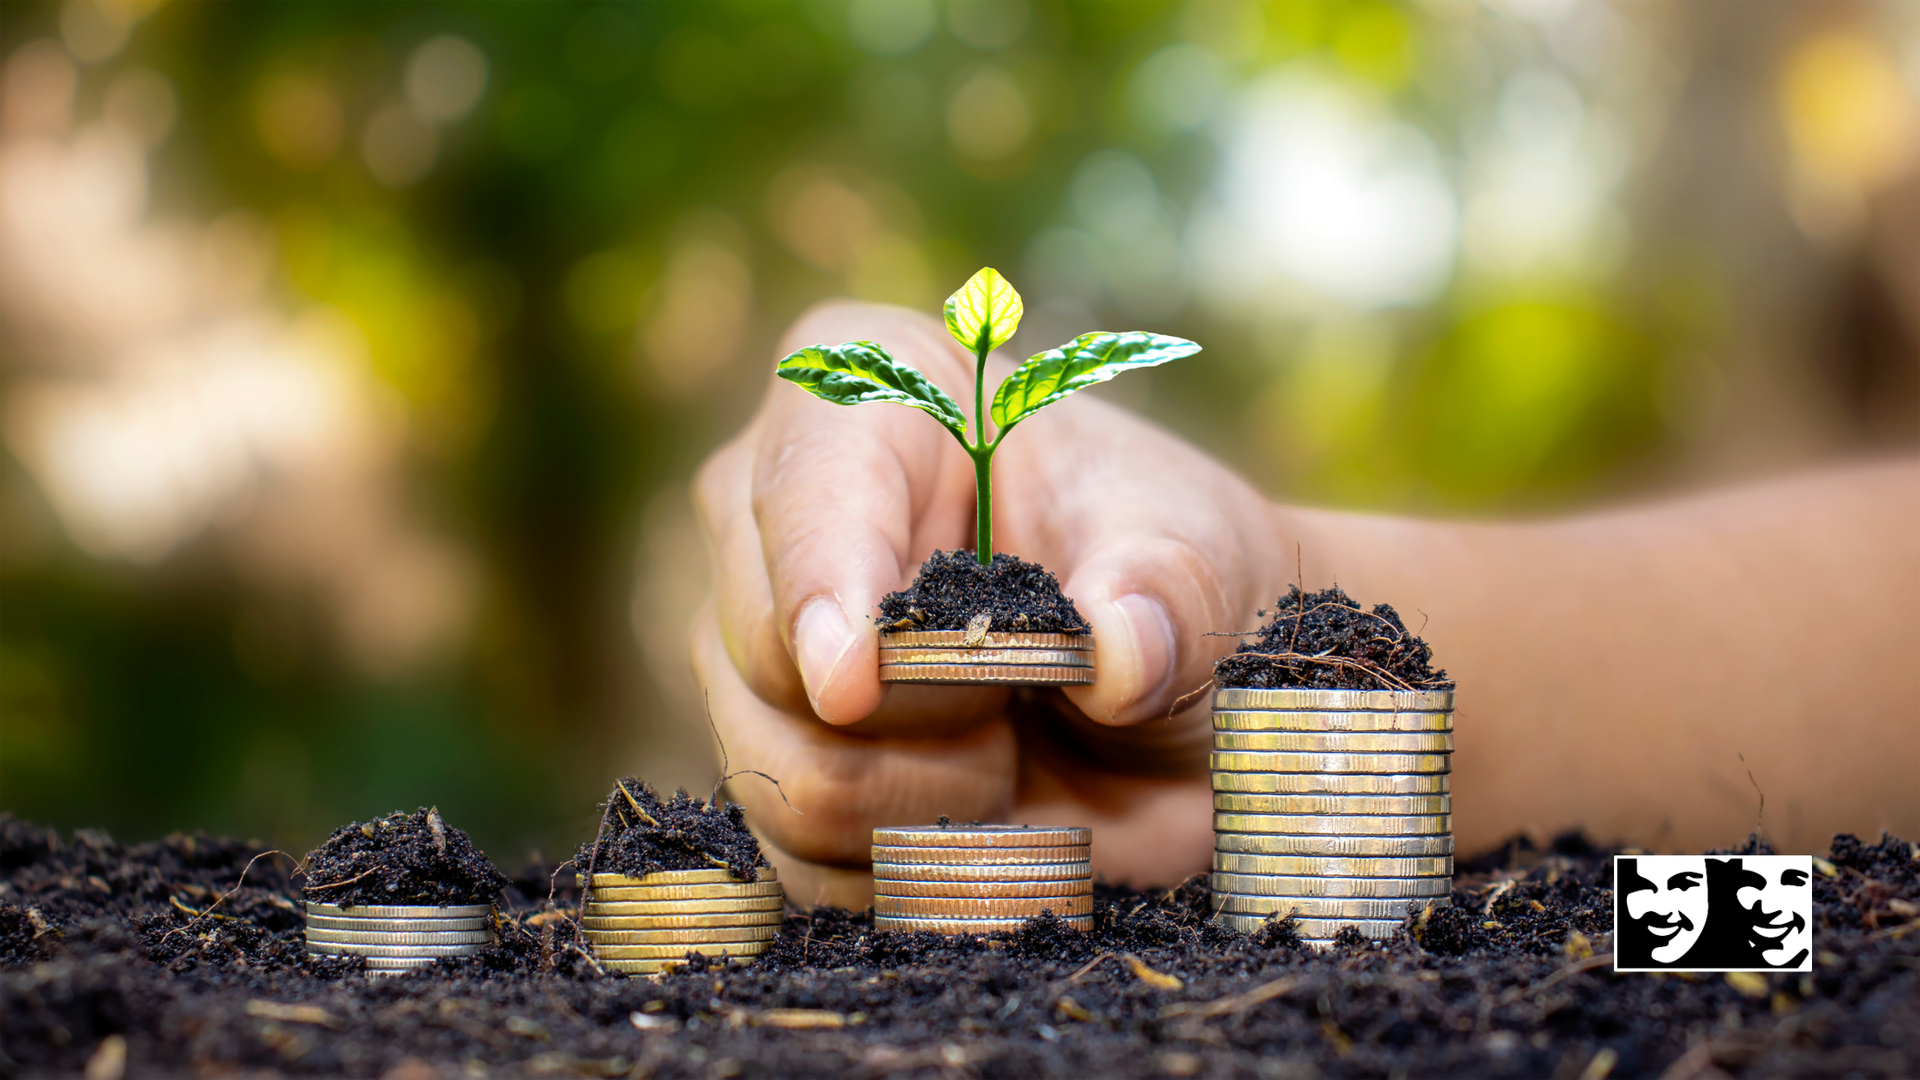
[777,268,1199,566]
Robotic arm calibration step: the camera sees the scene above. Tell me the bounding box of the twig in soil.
[616,780,660,827]
[1498,953,1615,1004]
[705,689,801,816]
[1159,974,1305,1020]
[168,895,235,921]
[159,849,293,945]
[1167,678,1214,721]
[1740,753,1764,842]
[426,805,448,855]
[1291,543,1304,655]
[1064,952,1116,983]
[302,867,378,895]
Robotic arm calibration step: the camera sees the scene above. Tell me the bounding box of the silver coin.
[881,629,1095,650]
[873,878,1095,899]
[880,664,1096,685]
[871,860,1091,883]
[1208,872,1451,899]
[306,942,490,958]
[1214,793,1450,816]
[1212,911,1416,939]
[1213,710,1452,734]
[872,895,1094,918]
[361,956,441,971]
[1210,751,1450,775]
[870,845,1089,866]
[305,928,494,946]
[581,867,777,887]
[304,915,491,933]
[1214,813,1449,836]
[1213,731,1453,754]
[872,825,1091,849]
[872,914,1093,934]
[879,648,1094,667]
[1211,894,1447,920]
[304,902,492,919]
[1212,688,1454,713]
[1212,772,1450,796]
[1211,852,1453,878]
[1214,832,1454,857]
[584,925,779,945]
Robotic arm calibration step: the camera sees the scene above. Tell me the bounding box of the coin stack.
[872,825,1094,933]
[304,901,495,973]
[577,866,783,975]
[878,629,1094,686]
[1210,687,1455,948]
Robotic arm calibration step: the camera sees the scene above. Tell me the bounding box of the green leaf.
[777,340,968,437]
[943,267,1024,354]
[991,331,1201,430]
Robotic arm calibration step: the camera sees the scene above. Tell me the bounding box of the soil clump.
[1215,584,1454,691]
[575,780,768,883]
[300,807,508,908]
[878,550,1090,634]
[3,812,1915,1078]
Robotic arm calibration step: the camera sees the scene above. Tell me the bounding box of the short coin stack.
[1210,687,1456,948]
[578,866,783,975]
[878,629,1094,686]
[304,902,495,973]
[873,825,1094,933]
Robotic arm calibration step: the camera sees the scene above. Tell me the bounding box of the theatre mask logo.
[1613,855,1813,972]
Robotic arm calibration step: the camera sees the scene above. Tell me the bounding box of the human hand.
[692,301,1288,907]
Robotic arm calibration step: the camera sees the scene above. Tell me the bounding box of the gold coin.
[304,928,494,946]
[579,911,786,930]
[598,958,691,975]
[1211,688,1454,713]
[579,887,783,903]
[1213,731,1453,754]
[1212,710,1452,734]
[305,902,492,919]
[305,914,492,933]
[1212,772,1450,796]
[582,867,776,887]
[1210,751,1450,775]
[870,845,1088,866]
[1214,793,1451,816]
[872,914,1093,934]
[879,630,1095,650]
[1211,911,1415,939]
[306,942,490,958]
[880,664,1096,685]
[1210,852,1453,878]
[585,925,778,945]
[872,825,1091,849]
[872,895,1094,918]
[591,941,771,959]
[872,860,1090,882]
[1214,832,1454,857]
[1212,894,1446,921]
[580,882,785,903]
[1209,872,1451,899]
[1213,813,1450,836]
[872,878,1095,899]
[879,648,1094,667]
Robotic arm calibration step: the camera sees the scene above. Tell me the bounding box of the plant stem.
[972,340,992,565]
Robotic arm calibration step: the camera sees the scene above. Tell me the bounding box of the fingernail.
[1115,593,1175,704]
[795,598,857,714]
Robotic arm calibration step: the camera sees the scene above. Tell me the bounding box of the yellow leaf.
[943,267,1023,354]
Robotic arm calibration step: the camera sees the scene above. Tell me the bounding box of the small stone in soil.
[575,778,767,883]
[1214,584,1453,691]
[878,550,1090,634]
[301,806,508,908]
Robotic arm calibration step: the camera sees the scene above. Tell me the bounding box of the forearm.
[1274,458,1920,855]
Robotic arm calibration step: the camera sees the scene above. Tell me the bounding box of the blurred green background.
[4,0,1917,867]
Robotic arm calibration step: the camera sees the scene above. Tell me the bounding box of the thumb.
[1061,537,1237,725]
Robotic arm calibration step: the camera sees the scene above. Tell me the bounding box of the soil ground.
[2,816,1915,1078]
[1215,586,1453,692]
[878,551,1090,634]
[302,808,508,908]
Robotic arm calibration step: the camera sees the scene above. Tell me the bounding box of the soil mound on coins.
[301,807,508,908]
[1215,584,1454,691]
[575,779,768,883]
[879,550,1090,633]
[6,816,1916,1077]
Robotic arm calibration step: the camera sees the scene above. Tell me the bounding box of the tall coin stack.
[578,867,783,975]
[304,901,496,973]
[872,825,1094,933]
[1210,687,1455,948]
[877,629,1094,686]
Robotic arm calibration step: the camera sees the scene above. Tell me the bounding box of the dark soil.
[301,807,509,908]
[574,780,768,883]
[1215,585,1455,691]
[5,814,1916,1078]
[878,550,1091,633]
